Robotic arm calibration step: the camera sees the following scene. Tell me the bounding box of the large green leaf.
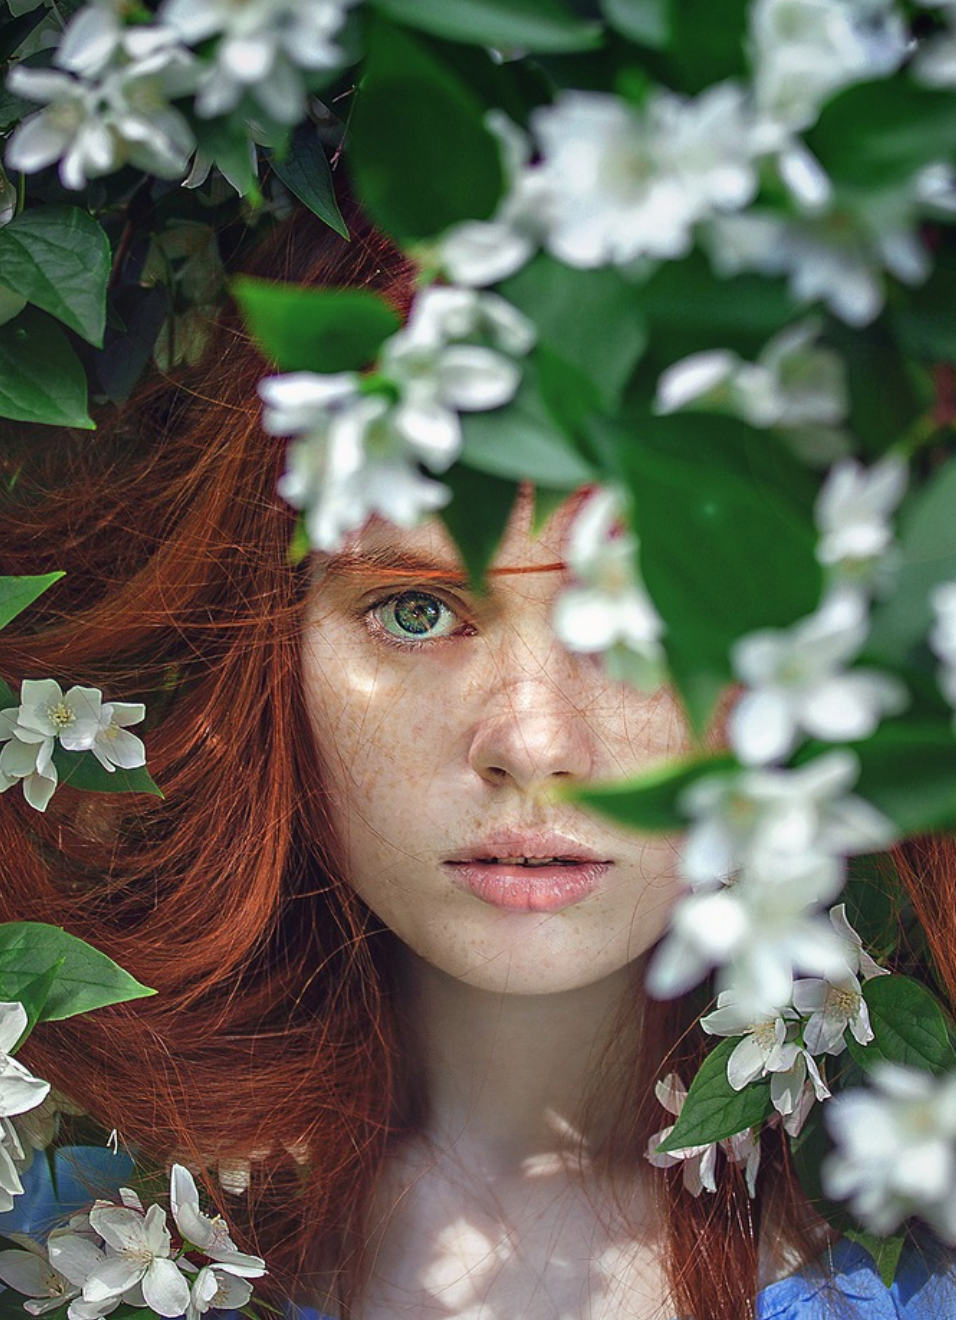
[232,278,399,372]
[868,456,956,663]
[441,465,520,590]
[268,125,349,239]
[350,17,504,241]
[578,752,735,832]
[655,1037,772,1152]
[369,0,602,52]
[51,746,163,798]
[849,974,956,1076]
[0,923,155,1022]
[0,308,93,428]
[851,720,956,835]
[612,412,821,730]
[0,206,110,346]
[807,76,956,189]
[668,0,750,90]
[460,371,597,487]
[0,573,64,632]
[502,255,647,411]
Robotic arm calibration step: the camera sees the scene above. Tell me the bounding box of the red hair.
[0,197,952,1319]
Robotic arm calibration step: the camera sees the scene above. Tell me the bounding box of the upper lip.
[444,830,610,864]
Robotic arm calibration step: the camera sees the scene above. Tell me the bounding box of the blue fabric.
[0,1144,134,1239]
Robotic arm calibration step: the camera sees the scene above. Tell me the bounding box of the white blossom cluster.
[0,1002,53,1215]
[0,679,146,812]
[646,1071,761,1197]
[3,0,358,189]
[438,0,954,326]
[649,904,888,1194]
[655,320,852,466]
[824,1063,956,1241]
[0,1164,266,1320]
[552,488,665,690]
[261,285,535,551]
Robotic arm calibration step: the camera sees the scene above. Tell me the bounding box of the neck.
[397,950,640,1176]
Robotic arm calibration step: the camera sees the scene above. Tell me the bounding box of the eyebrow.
[325,547,567,584]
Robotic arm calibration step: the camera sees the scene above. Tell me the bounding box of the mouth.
[445,835,611,912]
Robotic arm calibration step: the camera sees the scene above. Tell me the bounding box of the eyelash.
[360,588,478,650]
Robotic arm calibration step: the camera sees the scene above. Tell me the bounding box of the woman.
[0,199,952,1320]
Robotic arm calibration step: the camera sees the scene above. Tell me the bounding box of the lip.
[444,830,611,913]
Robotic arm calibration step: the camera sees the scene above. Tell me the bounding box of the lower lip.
[446,862,609,913]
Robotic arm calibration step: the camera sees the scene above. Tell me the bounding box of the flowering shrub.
[5,0,956,1288]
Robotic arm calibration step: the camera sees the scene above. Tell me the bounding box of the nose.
[467,657,596,793]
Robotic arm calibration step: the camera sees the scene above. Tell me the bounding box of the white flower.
[90,703,146,773]
[262,288,532,552]
[46,1221,117,1320]
[656,321,851,462]
[730,588,908,765]
[159,0,357,123]
[530,84,758,270]
[169,1165,265,1277]
[0,723,58,812]
[701,990,831,1117]
[6,44,196,190]
[83,1202,189,1318]
[646,1072,761,1197]
[0,1002,51,1121]
[552,488,665,690]
[707,185,934,327]
[679,750,895,889]
[750,0,907,136]
[824,1064,956,1240]
[814,456,907,594]
[648,848,849,1008]
[792,904,888,1055]
[185,1266,252,1320]
[0,1238,80,1315]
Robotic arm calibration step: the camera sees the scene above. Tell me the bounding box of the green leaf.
[0,572,64,631]
[232,277,400,372]
[611,413,821,730]
[441,465,520,591]
[369,0,602,52]
[51,746,163,798]
[0,678,14,708]
[577,752,735,832]
[0,308,93,428]
[829,323,923,456]
[868,456,956,663]
[268,125,349,239]
[350,17,504,241]
[0,206,110,346]
[807,77,956,189]
[853,720,956,835]
[669,0,749,90]
[13,960,64,1040]
[844,1229,906,1289]
[601,0,670,47]
[855,974,956,1075]
[0,922,155,1021]
[460,371,597,488]
[502,255,647,411]
[655,1037,772,1153]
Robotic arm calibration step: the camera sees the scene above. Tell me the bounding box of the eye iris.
[392,592,444,636]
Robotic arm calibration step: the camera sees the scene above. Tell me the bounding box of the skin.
[301,496,687,1319]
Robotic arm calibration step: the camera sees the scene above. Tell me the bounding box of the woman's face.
[301,496,684,995]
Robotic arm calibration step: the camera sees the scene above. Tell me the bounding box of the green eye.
[375,591,460,641]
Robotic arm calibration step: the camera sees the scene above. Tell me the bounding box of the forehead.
[330,487,588,578]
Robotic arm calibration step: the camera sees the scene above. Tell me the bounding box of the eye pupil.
[393,592,443,636]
